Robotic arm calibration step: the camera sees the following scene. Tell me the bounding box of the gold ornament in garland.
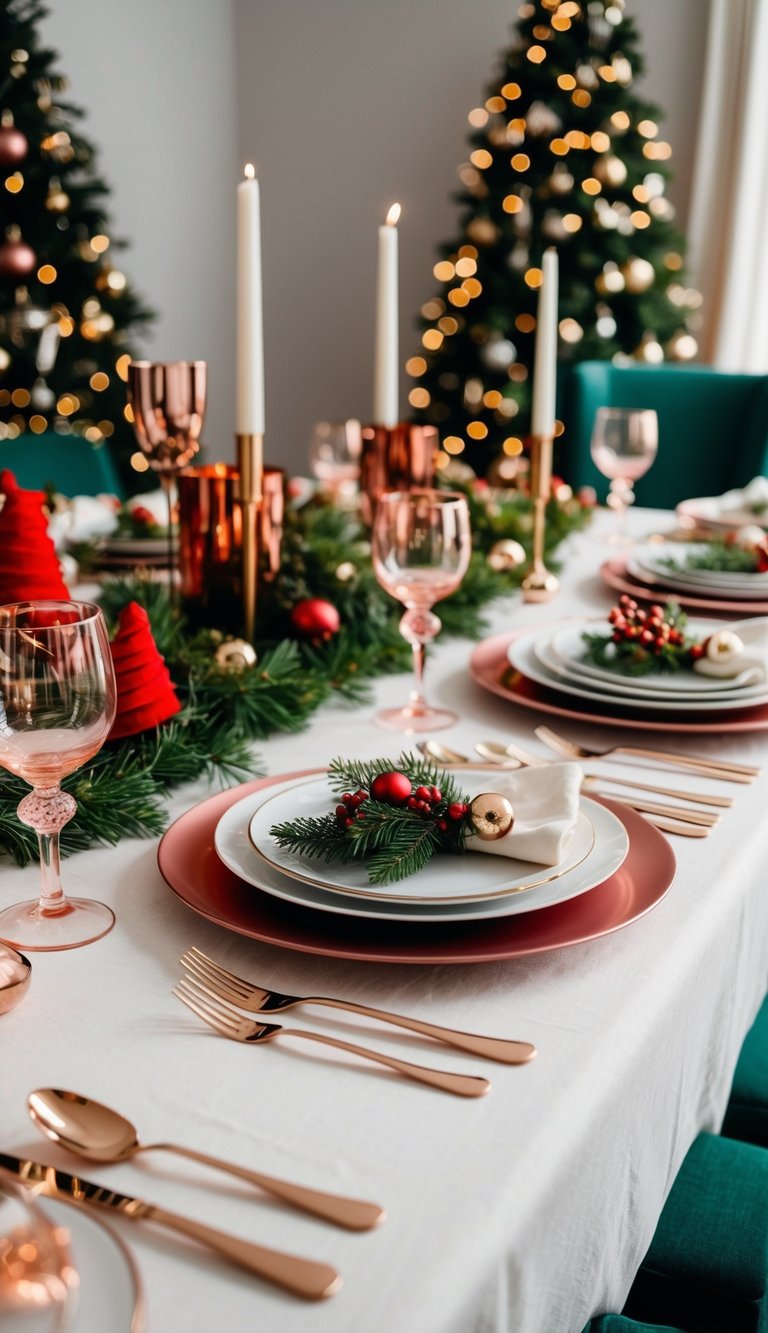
[487,538,526,572]
[214,638,258,672]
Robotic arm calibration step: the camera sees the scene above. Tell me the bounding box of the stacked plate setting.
[212,772,630,927]
[506,617,768,718]
[626,543,768,603]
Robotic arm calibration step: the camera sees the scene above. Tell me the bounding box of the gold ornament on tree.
[593,155,627,187]
[622,257,655,293]
[469,792,515,840]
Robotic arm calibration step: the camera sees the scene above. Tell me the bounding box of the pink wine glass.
[372,489,471,732]
[0,601,117,951]
[590,407,658,545]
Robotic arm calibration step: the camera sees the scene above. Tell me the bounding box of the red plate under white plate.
[470,628,768,734]
[600,556,768,616]
[157,771,676,965]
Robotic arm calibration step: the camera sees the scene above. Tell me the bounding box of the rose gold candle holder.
[360,422,438,524]
[521,433,559,603]
[178,461,284,631]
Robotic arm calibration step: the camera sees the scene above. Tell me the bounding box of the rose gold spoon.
[28,1088,384,1231]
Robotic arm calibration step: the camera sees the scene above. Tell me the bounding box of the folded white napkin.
[465,762,582,867]
[48,493,119,548]
[693,616,768,681]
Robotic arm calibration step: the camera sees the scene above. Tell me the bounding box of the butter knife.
[0,1152,341,1301]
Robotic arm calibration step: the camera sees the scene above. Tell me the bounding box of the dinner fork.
[181,948,535,1065]
[173,980,491,1098]
[534,725,760,782]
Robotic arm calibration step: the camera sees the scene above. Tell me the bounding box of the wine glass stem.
[161,473,176,604]
[400,608,440,713]
[17,786,77,917]
[409,639,427,709]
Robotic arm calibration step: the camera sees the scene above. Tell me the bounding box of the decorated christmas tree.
[0,0,152,486]
[409,0,699,477]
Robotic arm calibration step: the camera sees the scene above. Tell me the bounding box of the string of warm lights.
[0,1,153,483]
[410,0,700,478]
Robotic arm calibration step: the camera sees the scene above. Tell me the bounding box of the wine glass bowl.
[0,601,117,951]
[590,407,658,544]
[0,1169,77,1331]
[308,420,362,498]
[127,360,207,474]
[372,489,471,732]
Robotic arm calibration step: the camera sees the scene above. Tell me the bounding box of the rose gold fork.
[173,979,491,1098]
[534,725,760,782]
[180,947,535,1065]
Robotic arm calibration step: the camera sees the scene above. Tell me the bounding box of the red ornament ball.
[290,597,341,641]
[0,237,36,278]
[370,771,412,806]
[0,123,28,167]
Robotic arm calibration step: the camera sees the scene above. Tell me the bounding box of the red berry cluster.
[608,595,686,655]
[335,789,369,828]
[406,784,443,815]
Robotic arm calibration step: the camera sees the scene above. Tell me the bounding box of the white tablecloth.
[3,507,768,1333]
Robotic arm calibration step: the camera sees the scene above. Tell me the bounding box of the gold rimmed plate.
[221,773,626,916]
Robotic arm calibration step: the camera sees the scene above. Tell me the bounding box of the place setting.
[471,593,768,735]
[157,748,676,967]
[601,482,768,615]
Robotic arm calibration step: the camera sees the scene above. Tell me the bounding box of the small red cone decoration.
[0,469,70,604]
[109,601,182,740]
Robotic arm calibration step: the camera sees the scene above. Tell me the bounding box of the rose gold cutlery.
[473,740,733,807]
[173,979,491,1097]
[0,1151,341,1300]
[534,725,760,781]
[180,947,536,1065]
[28,1088,384,1231]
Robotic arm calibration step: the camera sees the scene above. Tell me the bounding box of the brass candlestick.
[236,432,264,643]
[522,432,559,603]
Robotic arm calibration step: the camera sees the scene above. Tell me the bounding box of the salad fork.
[534,725,760,781]
[180,948,535,1065]
[173,979,492,1098]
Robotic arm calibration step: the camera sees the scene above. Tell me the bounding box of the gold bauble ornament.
[45,186,70,212]
[487,538,526,572]
[593,155,627,187]
[214,638,258,672]
[622,256,655,293]
[469,792,514,840]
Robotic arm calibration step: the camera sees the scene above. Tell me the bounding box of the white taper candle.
[236,163,265,435]
[373,202,401,428]
[531,247,559,437]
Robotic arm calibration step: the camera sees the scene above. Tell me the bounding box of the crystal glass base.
[0,898,115,952]
[375,704,458,734]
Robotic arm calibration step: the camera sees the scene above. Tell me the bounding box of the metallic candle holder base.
[178,458,283,634]
[360,422,439,524]
[236,432,264,643]
[522,432,560,604]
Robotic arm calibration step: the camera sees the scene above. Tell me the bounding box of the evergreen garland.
[0,485,590,865]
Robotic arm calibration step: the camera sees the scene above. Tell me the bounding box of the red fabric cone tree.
[109,600,182,740]
[0,469,69,604]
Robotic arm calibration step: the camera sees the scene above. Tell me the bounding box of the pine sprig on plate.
[270,754,472,885]
[660,540,763,575]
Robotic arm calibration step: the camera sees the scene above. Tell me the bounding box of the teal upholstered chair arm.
[0,432,124,498]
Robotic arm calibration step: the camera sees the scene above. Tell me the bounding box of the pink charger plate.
[157,770,675,965]
[470,629,768,735]
[601,556,768,616]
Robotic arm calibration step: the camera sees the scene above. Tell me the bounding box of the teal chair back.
[0,432,123,498]
[562,363,768,510]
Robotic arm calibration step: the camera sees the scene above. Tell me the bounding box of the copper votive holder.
[360,422,439,524]
[178,463,284,630]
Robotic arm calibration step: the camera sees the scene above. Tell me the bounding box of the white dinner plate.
[214,779,629,923]
[546,623,768,700]
[34,1195,145,1333]
[508,625,768,714]
[247,773,595,904]
[534,631,768,704]
[631,544,768,596]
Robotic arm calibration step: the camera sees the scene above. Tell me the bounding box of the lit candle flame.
[244,163,255,180]
[385,202,401,227]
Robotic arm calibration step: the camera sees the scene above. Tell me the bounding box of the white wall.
[41,0,238,459]
[40,0,707,477]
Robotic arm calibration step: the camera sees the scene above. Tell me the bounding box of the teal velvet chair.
[562,363,768,510]
[0,431,123,497]
[623,1133,768,1332]
[721,995,768,1148]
